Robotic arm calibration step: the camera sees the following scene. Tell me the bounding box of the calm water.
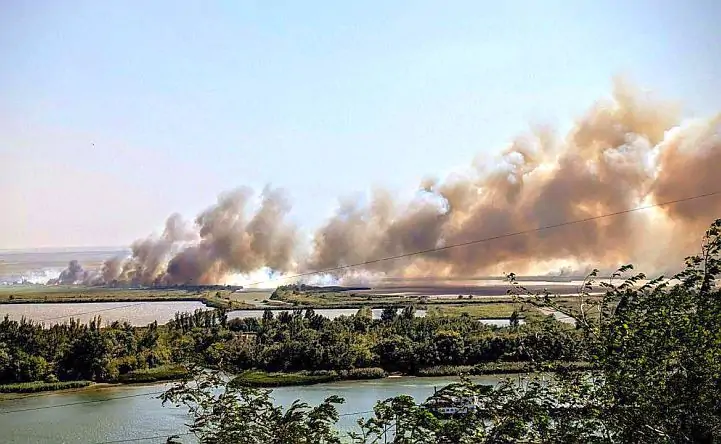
[0,302,522,327]
[0,376,509,443]
[0,301,208,326]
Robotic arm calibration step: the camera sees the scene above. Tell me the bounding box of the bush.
[416,365,475,377]
[471,362,529,375]
[44,374,59,383]
[117,365,189,383]
[0,380,91,393]
[469,361,593,375]
[339,367,387,380]
[415,362,567,376]
[230,370,339,387]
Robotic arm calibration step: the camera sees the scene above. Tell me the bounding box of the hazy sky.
[1,0,719,249]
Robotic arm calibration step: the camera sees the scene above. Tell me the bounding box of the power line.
[340,409,375,417]
[0,389,166,415]
[91,410,379,443]
[0,384,376,417]
[94,432,193,444]
[38,302,144,322]
[246,190,721,286]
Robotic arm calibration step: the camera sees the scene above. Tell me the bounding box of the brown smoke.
[76,80,719,286]
[306,80,720,279]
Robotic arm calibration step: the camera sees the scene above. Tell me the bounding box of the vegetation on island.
[230,367,388,388]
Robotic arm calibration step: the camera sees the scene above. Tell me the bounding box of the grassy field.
[0,285,254,309]
[230,368,387,387]
[230,370,339,387]
[116,365,189,383]
[426,303,524,319]
[0,284,583,323]
[226,289,276,306]
[269,284,586,308]
[0,380,92,393]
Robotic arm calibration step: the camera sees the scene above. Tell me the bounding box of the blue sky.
[1,0,719,249]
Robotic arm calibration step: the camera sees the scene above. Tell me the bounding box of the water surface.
[0,301,207,326]
[0,375,509,443]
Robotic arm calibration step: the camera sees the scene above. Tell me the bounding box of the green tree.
[380,307,398,322]
[161,367,344,444]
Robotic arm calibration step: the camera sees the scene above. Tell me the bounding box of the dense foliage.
[0,317,171,383]
[222,306,581,374]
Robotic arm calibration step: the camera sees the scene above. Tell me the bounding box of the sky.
[1,0,720,250]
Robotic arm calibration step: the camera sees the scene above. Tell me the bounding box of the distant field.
[0,282,590,323]
[227,289,275,306]
[426,303,525,319]
[0,285,253,309]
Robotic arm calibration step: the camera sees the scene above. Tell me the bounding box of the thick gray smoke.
[59,80,721,286]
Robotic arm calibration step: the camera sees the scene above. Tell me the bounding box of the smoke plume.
[60,79,720,286]
[306,80,720,279]
[92,187,298,286]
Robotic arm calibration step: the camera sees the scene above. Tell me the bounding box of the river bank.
[0,366,188,395]
[0,360,589,397]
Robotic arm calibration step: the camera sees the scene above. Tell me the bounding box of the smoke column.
[71,80,720,286]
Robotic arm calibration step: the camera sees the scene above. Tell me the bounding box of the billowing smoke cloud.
[164,187,297,284]
[89,186,298,286]
[58,80,721,286]
[306,80,720,279]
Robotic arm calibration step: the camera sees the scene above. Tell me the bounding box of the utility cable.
[0,389,166,415]
[92,410,379,443]
[0,387,376,416]
[37,302,144,322]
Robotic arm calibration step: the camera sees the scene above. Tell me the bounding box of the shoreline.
[0,363,591,398]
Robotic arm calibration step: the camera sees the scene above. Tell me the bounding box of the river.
[0,375,512,443]
[0,302,518,327]
[0,303,428,326]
